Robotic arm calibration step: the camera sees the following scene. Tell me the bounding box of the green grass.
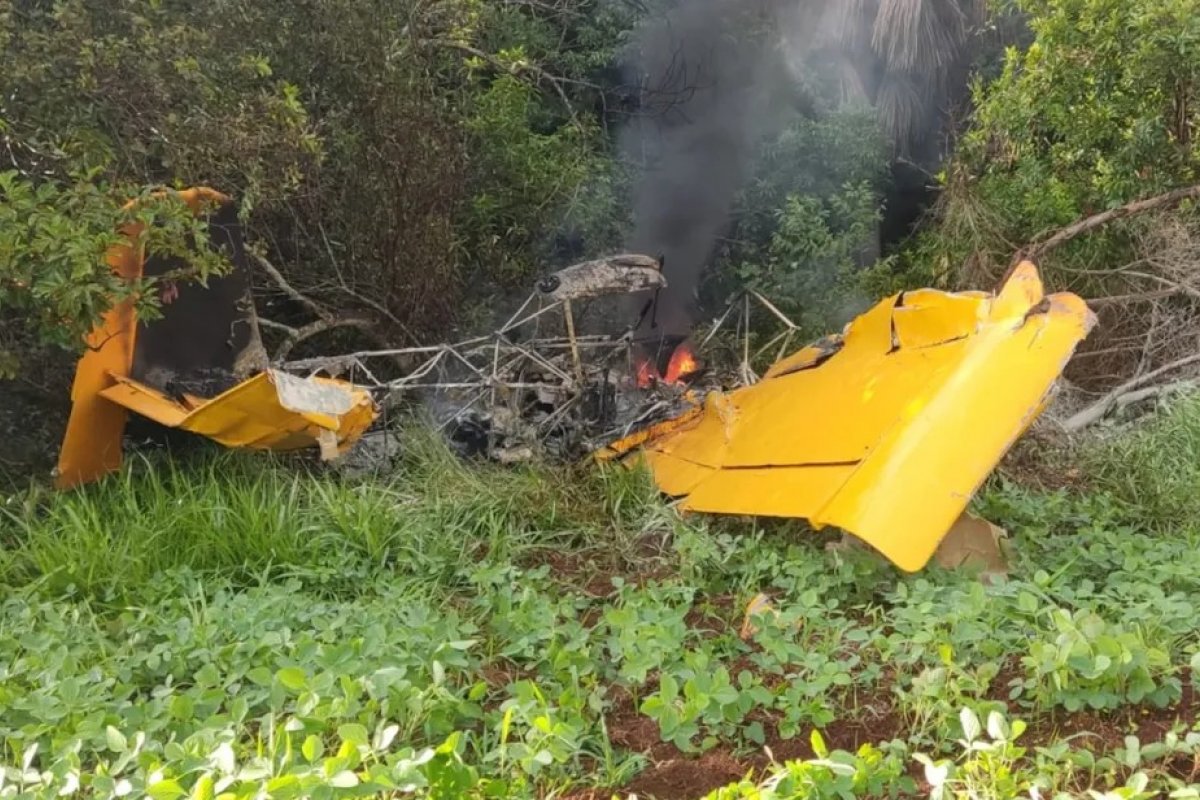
[4,402,1200,799]
[1081,393,1200,528]
[0,430,662,601]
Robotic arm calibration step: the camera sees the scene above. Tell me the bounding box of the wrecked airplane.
[56,188,1094,574]
[598,262,1095,572]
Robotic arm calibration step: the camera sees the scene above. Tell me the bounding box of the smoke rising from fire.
[621,0,819,338]
[617,0,977,341]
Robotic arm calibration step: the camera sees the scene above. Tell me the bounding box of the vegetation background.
[3,0,1199,428]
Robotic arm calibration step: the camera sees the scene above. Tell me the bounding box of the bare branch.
[1011,184,1200,271]
[1085,288,1181,308]
[258,318,298,334]
[249,250,331,321]
[1062,352,1200,432]
[273,317,379,361]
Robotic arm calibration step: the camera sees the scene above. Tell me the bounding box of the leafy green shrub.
[895,648,1005,748]
[639,651,770,751]
[909,0,1200,289]
[0,175,226,373]
[0,0,629,358]
[710,108,891,337]
[602,584,694,685]
[1014,608,1180,711]
[704,734,913,800]
[734,184,885,335]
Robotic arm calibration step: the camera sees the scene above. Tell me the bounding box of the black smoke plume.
[621,0,781,339]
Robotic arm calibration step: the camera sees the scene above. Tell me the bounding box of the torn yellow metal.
[601,262,1095,573]
[98,370,376,454]
[56,187,378,490]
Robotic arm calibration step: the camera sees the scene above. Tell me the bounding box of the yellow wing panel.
[96,371,377,457]
[603,262,1096,573]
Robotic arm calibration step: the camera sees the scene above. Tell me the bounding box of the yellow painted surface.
[99,371,376,454]
[601,262,1095,573]
[54,235,143,490]
[57,188,231,489]
[56,187,377,489]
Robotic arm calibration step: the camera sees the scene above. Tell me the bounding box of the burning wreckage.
[57,188,1095,574]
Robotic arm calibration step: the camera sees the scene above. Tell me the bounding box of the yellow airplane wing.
[599,262,1095,572]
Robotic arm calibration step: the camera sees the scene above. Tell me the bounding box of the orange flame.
[634,341,700,388]
[664,341,699,384]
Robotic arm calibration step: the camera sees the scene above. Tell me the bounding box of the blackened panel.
[131,201,256,398]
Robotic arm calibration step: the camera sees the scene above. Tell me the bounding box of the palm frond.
[833,55,871,106]
[871,0,973,73]
[824,0,879,49]
[875,72,928,153]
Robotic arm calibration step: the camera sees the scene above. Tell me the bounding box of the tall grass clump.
[1080,393,1200,530]
[0,427,663,601]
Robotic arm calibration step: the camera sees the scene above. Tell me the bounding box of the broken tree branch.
[1012,184,1200,270]
[249,249,425,362]
[273,317,379,362]
[1114,379,1200,410]
[1062,351,1200,432]
[1085,288,1181,308]
[250,251,331,320]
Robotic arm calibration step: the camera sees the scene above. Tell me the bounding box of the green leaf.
[328,771,360,788]
[169,694,195,721]
[303,735,324,763]
[276,667,308,691]
[147,779,187,800]
[105,726,128,753]
[338,723,369,746]
[190,774,214,800]
[959,708,981,742]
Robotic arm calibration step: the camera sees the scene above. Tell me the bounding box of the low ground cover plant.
[3,397,1200,797]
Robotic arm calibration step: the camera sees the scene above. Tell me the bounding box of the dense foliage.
[0,177,224,377]
[0,0,1012,374]
[914,0,1200,287]
[0,0,630,364]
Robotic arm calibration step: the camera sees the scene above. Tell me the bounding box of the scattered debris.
[933,512,1011,583]
[56,188,1093,581]
[739,593,775,640]
[535,253,665,301]
[96,369,374,451]
[279,253,729,464]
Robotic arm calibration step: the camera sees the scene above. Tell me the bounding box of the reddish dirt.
[533,552,1200,799]
[1023,679,1200,753]
[568,678,1200,800]
[526,542,674,598]
[684,594,737,637]
[624,751,748,798]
